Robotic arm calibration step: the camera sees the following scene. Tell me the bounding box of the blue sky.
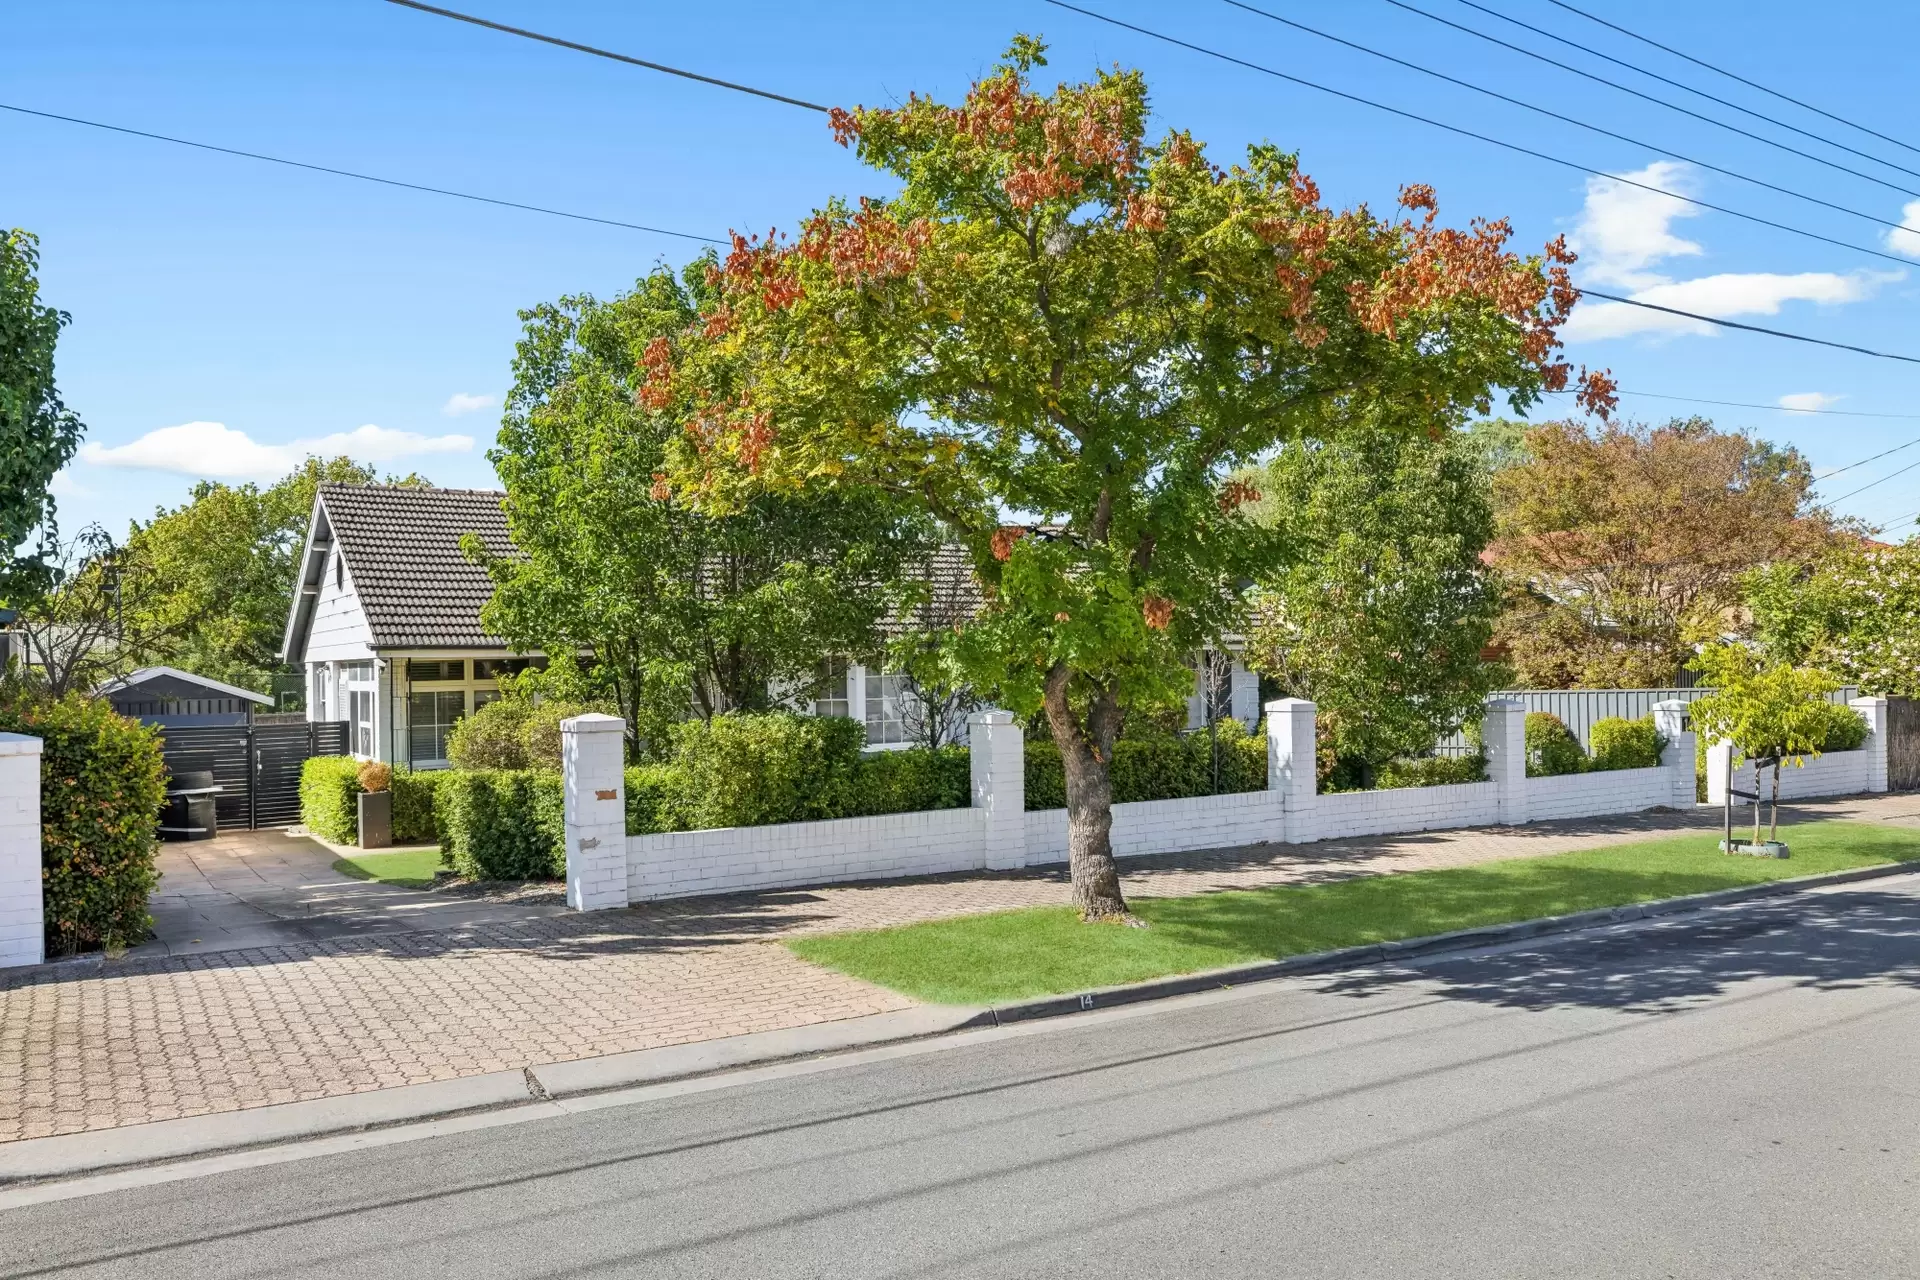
[12,0,1920,537]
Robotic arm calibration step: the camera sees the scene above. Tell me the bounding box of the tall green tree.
[1745,540,1920,698]
[1243,419,1503,780]
[0,229,86,602]
[652,39,1607,918]
[120,457,378,691]
[478,260,932,750]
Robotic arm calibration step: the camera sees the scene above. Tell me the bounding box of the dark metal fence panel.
[1887,698,1920,791]
[1433,686,1859,756]
[152,720,350,830]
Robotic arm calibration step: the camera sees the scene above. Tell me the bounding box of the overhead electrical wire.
[1043,2,1917,272]
[1542,0,1920,161]
[1577,290,1920,366]
[1816,437,1920,482]
[1449,0,1920,181]
[382,0,831,113]
[0,101,723,244]
[1545,389,1920,421]
[1825,455,1920,504]
[1376,0,1920,199]
[1218,0,1912,235]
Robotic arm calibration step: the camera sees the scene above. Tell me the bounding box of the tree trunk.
[1042,664,1131,921]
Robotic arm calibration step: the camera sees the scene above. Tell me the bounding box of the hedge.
[664,712,869,830]
[1525,712,1587,778]
[0,691,166,955]
[434,768,565,880]
[1588,716,1663,771]
[1023,721,1267,811]
[391,770,446,844]
[299,755,362,845]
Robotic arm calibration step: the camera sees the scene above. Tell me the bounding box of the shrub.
[625,763,676,835]
[664,712,866,830]
[1820,705,1869,752]
[1023,720,1267,810]
[1588,716,1663,771]
[390,769,446,844]
[299,755,362,844]
[1375,754,1488,789]
[1525,712,1587,777]
[849,746,972,817]
[434,769,565,879]
[446,698,601,771]
[356,760,391,792]
[0,691,167,955]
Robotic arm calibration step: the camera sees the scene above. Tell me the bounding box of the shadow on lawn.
[1293,876,1920,1016]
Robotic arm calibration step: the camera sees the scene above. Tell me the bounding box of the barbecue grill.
[160,769,221,841]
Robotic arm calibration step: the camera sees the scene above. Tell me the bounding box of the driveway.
[139,829,568,956]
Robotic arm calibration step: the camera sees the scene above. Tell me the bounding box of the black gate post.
[247,725,258,831]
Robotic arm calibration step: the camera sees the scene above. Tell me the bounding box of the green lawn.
[787,820,1920,1005]
[331,847,445,889]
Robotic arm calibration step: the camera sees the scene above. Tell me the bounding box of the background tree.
[121,457,379,692]
[1689,643,1852,846]
[1745,539,1920,698]
[13,525,179,695]
[1243,417,1504,784]
[653,39,1608,919]
[0,229,86,603]
[1488,417,1835,688]
[477,261,932,751]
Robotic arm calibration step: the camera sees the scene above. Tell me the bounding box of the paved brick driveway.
[4,796,1916,1143]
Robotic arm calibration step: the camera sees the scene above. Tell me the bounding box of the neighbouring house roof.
[96,666,273,705]
[282,484,525,660]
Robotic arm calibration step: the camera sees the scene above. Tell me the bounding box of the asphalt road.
[6,874,1920,1278]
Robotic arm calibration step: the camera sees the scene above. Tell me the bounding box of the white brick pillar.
[1652,699,1697,809]
[1266,698,1317,844]
[1482,698,1529,825]
[1705,739,1736,807]
[1852,696,1890,793]
[971,710,1027,870]
[0,733,44,969]
[562,713,629,911]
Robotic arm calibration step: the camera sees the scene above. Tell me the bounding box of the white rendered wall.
[0,734,44,968]
[630,806,986,901]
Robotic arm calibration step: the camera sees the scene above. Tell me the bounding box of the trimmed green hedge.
[1822,706,1869,752]
[1023,721,1267,811]
[1525,712,1587,778]
[1589,716,1663,771]
[391,770,446,844]
[434,768,565,880]
[0,692,166,955]
[299,755,362,844]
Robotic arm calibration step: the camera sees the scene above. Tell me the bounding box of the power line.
[1378,0,1920,199]
[1818,437,1920,482]
[1043,2,1918,272]
[0,102,723,244]
[1826,454,1920,504]
[383,0,831,114]
[1450,0,1920,182]
[1543,0,1920,161]
[1578,290,1920,365]
[1547,388,1920,421]
[1219,0,1912,236]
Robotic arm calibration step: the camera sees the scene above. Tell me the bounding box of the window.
[474,656,545,680]
[311,666,328,721]
[408,690,467,764]
[864,668,914,747]
[472,688,501,711]
[334,551,343,590]
[813,659,851,719]
[406,659,465,682]
[342,661,375,757]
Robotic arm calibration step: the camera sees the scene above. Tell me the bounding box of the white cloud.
[79,421,473,480]
[1885,199,1920,259]
[1779,392,1843,413]
[1563,270,1902,342]
[1568,161,1704,289]
[441,392,496,417]
[47,470,88,498]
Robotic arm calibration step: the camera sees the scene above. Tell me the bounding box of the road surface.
[5,873,1920,1278]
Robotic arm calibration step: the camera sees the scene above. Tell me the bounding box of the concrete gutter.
[3,859,1913,1187]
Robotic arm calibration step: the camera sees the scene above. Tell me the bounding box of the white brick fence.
[0,733,44,969]
[560,693,1862,909]
[1706,697,1889,806]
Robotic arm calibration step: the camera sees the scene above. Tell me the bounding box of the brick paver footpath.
[4,796,1916,1143]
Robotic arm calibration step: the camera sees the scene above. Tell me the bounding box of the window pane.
[815,659,850,718]
[407,690,467,762]
[864,669,911,746]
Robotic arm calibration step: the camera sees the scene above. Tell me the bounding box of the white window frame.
[342,660,377,759]
[810,660,919,751]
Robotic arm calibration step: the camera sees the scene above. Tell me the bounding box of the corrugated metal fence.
[1434,686,1860,756]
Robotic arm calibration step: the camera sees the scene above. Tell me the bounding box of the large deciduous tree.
[652,39,1607,919]
[1243,418,1504,780]
[477,262,931,751]
[1745,539,1920,698]
[1488,417,1835,689]
[0,229,86,603]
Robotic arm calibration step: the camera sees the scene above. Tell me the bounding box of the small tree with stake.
[651,38,1612,921]
[1689,644,1844,853]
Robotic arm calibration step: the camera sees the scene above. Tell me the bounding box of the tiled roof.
[320,484,521,650]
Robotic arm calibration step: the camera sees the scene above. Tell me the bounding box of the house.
[281,482,1260,766]
[95,666,272,727]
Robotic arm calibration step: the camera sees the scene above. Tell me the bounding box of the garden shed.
[95,666,272,728]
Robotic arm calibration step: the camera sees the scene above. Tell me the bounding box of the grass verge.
[787,820,1920,1005]
[331,847,444,889]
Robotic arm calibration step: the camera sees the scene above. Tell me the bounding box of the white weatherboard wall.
[560,695,1805,908]
[1706,697,1889,806]
[0,733,44,968]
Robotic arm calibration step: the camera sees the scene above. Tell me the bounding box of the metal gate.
[154,720,349,830]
